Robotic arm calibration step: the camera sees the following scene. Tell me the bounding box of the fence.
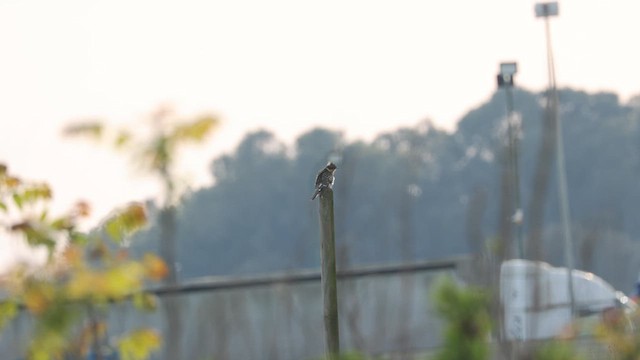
[1,258,462,360]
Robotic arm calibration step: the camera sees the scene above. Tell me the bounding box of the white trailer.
[500,259,635,340]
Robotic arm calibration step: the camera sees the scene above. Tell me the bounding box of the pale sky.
[1,0,639,268]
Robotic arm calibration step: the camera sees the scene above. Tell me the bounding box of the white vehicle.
[500,259,636,340]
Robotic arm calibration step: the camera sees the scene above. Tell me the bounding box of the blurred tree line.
[131,88,640,293]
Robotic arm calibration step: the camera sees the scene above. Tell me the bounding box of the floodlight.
[500,62,518,77]
[497,62,517,88]
[535,2,559,17]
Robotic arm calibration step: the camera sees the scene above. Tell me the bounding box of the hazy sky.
[1,0,639,267]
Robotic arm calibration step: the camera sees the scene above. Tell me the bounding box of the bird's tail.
[311,188,321,200]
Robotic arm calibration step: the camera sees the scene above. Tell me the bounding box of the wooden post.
[318,188,340,359]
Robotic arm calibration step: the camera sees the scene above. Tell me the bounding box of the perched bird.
[311,162,337,200]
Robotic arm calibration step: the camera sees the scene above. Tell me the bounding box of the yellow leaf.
[115,130,133,149]
[28,330,66,360]
[28,183,52,201]
[123,203,147,229]
[23,282,55,315]
[65,270,98,300]
[171,115,219,143]
[103,263,144,298]
[62,245,83,268]
[105,218,122,242]
[4,176,21,188]
[142,253,168,281]
[118,329,161,360]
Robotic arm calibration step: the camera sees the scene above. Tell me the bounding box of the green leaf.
[36,183,52,200]
[62,121,104,139]
[51,217,72,231]
[25,230,56,251]
[0,201,7,213]
[69,231,89,245]
[132,292,157,312]
[13,193,23,209]
[21,184,52,204]
[115,130,133,149]
[140,137,171,172]
[28,327,68,360]
[103,203,147,243]
[105,218,122,242]
[0,300,18,330]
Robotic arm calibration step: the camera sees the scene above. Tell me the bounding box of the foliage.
[65,106,218,360]
[0,164,164,360]
[594,308,640,359]
[118,328,162,360]
[431,276,491,360]
[533,341,583,360]
[0,299,18,329]
[308,351,378,360]
[63,106,219,203]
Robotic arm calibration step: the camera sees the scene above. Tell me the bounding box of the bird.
[311,162,337,200]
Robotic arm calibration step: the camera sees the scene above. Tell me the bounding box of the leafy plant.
[533,341,583,360]
[0,164,165,360]
[594,307,640,359]
[63,106,219,204]
[64,106,218,360]
[431,275,491,360]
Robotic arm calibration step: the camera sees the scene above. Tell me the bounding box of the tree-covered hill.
[131,88,640,292]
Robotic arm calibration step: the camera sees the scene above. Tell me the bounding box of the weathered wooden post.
[313,161,340,359]
[318,188,340,358]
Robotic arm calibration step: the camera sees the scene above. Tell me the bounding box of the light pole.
[535,1,576,316]
[497,62,524,259]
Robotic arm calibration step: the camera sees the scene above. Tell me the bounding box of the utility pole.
[497,62,524,259]
[535,1,575,317]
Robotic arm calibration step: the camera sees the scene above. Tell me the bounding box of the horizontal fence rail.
[150,258,460,296]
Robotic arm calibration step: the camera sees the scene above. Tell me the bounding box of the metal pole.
[505,86,524,259]
[544,15,576,317]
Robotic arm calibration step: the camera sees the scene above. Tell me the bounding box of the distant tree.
[129,88,640,293]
